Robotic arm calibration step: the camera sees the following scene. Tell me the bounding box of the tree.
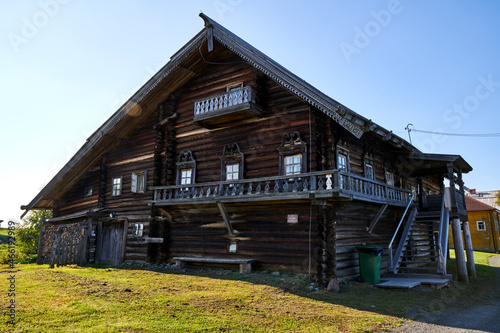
[496,192,500,207]
[16,210,52,255]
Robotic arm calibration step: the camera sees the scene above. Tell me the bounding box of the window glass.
[112,177,122,196]
[338,154,347,172]
[477,221,486,231]
[365,164,374,180]
[285,154,302,176]
[181,169,192,185]
[136,173,145,192]
[385,171,394,186]
[84,186,93,197]
[226,164,239,181]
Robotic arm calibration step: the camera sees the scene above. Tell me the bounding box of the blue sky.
[1,0,500,223]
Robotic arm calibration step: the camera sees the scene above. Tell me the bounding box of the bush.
[16,210,52,255]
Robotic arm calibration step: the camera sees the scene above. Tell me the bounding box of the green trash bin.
[355,245,383,284]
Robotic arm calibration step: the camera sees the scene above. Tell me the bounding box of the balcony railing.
[193,86,262,127]
[150,170,412,206]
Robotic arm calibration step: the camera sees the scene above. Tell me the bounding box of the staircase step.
[400,254,438,259]
[399,260,438,264]
[398,267,439,273]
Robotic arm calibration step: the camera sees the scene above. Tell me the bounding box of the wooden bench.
[172,257,255,273]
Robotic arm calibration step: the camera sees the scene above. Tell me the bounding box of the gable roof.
[21,14,419,218]
[466,195,499,212]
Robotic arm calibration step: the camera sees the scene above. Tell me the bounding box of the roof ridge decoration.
[199,14,364,139]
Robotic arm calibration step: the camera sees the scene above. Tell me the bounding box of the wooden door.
[96,220,127,265]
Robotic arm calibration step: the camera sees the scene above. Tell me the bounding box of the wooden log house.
[22,14,473,284]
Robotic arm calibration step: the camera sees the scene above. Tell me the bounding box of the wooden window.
[385,170,394,186]
[477,220,486,231]
[278,131,307,176]
[180,169,193,185]
[221,143,244,181]
[176,151,196,185]
[84,186,93,197]
[131,171,147,193]
[285,154,302,176]
[337,153,348,172]
[112,177,122,196]
[228,241,238,253]
[336,141,350,172]
[364,153,375,180]
[365,164,374,180]
[132,223,144,237]
[226,164,239,181]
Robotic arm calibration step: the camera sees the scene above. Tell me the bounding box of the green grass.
[0,251,498,332]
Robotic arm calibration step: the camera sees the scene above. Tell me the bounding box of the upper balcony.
[194,86,262,128]
[150,170,412,207]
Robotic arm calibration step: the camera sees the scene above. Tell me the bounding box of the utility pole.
[405,123,413,144]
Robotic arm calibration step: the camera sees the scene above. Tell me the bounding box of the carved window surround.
[278,131,307,176]
[336,140,350,172]
[176,151,196,185]
[221,143,244,181]
[364,152,375,180]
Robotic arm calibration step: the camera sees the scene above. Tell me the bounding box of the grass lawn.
[0,251,498,332]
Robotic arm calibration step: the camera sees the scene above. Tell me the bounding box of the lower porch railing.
[150,170,412,206]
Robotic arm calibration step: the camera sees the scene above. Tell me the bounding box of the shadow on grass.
[86,256,499,322]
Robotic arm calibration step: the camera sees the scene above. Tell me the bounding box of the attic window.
[84,186,93,197]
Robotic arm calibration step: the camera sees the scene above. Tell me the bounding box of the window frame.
[176,151,196,186]
[336,142,350,172]
[131,171,147,193]
[477,220,487,231]
[385,169,394,186]
[132,223,144,238]
[111,176,122,196]
[220,143,244,182]
[284,153,302,176]
[84,186,93,197]
[278,131,307,177]
[363,153,375,180]
[180,168,193,185]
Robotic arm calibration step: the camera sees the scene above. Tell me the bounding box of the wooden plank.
[143,237,164,243]
[172,256,254,264]
[376,279,421,289]
[367,204,388,233]
[217,202,234,236]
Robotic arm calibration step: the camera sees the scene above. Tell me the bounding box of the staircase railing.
[388,195,415,273]
[437,192,450,274]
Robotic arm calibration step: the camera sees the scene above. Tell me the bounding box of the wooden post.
[451,218,468,283]
[462,220,477,277]
[121,218,129,263]
[37,218,46,265]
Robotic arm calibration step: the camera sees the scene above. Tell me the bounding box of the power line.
[409,128,500,138]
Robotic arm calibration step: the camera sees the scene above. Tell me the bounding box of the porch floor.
[376,275,451,289]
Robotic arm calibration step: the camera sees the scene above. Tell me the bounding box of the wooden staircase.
[395,210,442,275]
[381,194,451,288]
